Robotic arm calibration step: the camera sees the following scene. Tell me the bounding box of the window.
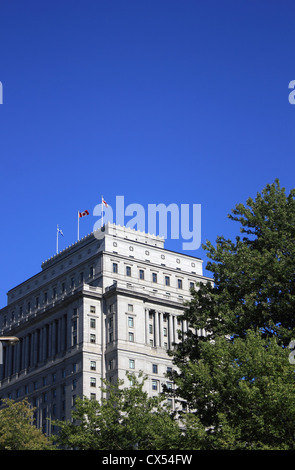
[177,279,183,289]
[53,287,57,299]
[80,272,84,283]
[128,316,134,328]
[90,305,96,313]
[71,277,75,289]
[113,263,118,273]
[126,266,131,276]
[89,266,94,278]
[35,296,39,308]
[165,276,170,286]
[139,269,144,280]
[90,377,96,387]
[128,304,133,312]
[129,359,135,369]
[152,273,157,283]
[90,318,96,328]
[72,319,77,346]
[149,324,153,334]
[190,282,194,289]
[90,361,96,371]
[163,327,167,337]
[152,364,158,374]
[152,380,158,391]
[44,292,48,304]
[128,332,134,342]
[90,334,96,343]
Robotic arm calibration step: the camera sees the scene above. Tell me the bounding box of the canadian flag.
[79,210,89,218]
[102,198,108,207]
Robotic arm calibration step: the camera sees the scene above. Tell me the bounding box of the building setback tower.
[0,224,209,434]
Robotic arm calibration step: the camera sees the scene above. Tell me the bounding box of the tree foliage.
[0,398,54,450]
[54,372,180,450]
[167,180,295,449]
[181,179,295,346]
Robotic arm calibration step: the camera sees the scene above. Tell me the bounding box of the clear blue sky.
[0,0,294,307]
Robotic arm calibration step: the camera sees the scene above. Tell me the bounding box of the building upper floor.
[0,224,210,333]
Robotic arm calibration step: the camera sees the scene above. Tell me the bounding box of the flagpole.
[56,225,59,254]
[77,211,80,241]
[101,195,103,228]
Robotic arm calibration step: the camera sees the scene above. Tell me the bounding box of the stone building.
[0,224,209,434]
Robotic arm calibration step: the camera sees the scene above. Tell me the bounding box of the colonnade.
[0,314,69,380]
[144,308,188,349]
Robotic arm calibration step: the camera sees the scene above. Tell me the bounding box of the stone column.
[145,308,149,345]
[158,311,163,348]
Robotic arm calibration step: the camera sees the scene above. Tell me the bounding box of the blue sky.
[0,0,294,307]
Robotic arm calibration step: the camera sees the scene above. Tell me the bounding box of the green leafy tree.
[174,330,295,449]
[167,180,295,449]
[181,179,295,346]
[54,372,181,450]
[0,398,54,450]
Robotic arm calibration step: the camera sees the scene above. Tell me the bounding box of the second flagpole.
[77,211,80,241]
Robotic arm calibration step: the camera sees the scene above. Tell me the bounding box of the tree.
[54,372,181,450]
[0,399,54,450]
[167,180,295,449]
[173,330,295,449]
[180,179,295,347]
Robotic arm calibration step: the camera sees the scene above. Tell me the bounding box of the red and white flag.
[79,210,89,218]
[102,198,108,207]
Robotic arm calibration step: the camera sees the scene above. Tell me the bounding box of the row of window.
[112,263,195,289]
[3,268,95,327]
[0,362,79,400]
